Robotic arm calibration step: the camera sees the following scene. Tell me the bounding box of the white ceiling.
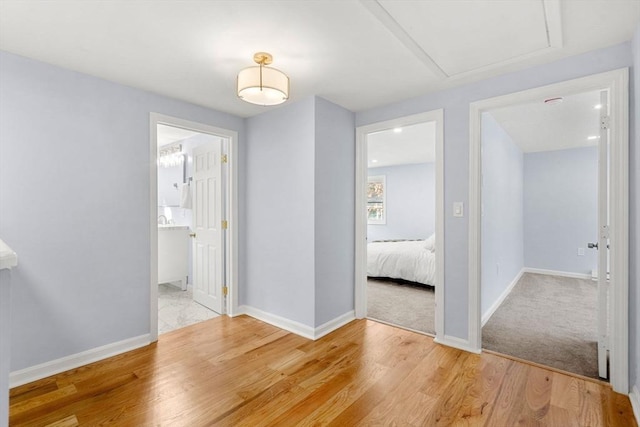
[367,121,436,168]
[157,124,199,147]
[489,89,602,153]
[0,1,638,118]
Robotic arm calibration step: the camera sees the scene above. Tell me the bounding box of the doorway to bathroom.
[150,114,239,341]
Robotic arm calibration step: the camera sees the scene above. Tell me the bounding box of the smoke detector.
[544,97,564,105]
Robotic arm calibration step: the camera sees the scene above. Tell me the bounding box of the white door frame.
[355,110,445,340]
[468,68,629,393]
[149,113,239,343]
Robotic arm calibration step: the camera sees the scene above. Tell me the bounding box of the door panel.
[192,140,224,314]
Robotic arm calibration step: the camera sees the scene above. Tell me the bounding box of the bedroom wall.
[481,113,524,317]
[314,97,355,326]
[355,42,633,343]
[367,163,436,242]
[524,146,598,275]
[244,98,317,326]
[0,51,244,372]
[630,23,640,399]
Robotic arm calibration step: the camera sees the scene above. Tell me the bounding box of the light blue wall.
[367,163,435,241]
[244,98,316,326]
[244,96,355,328]
[630,24,640,396]
[481,113,524,317]
[356,42,633,341]
[0,51,244,371]
[314,97,355,326]
[524,147,598,275]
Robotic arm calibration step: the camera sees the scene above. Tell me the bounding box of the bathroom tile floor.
[158,282,219,335]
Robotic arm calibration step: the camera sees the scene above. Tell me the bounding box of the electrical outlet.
[578,247,585,256]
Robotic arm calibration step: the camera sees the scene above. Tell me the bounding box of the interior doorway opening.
[468,68,629,393]
[149,114,239,342]
[478,88,607,380]
[355,110,444,339]
[156,125,227,335]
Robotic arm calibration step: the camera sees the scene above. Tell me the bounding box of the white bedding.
[367,239,436,287]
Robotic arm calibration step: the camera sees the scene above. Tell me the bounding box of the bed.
[367,235,436,287]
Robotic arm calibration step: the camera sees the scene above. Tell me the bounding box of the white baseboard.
[239,305,315,339]
[238,305,355,340]
[314,311,355,340]
[630,386,640,425]
[10,334,151,388]
[482,268,524,326]
[433,335,481,354]
[523,267,592,280]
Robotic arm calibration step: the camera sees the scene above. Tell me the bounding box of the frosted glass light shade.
[237,66,289,106]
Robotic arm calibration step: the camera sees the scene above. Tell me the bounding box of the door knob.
[588,242,598,249]
[189,233,196,238]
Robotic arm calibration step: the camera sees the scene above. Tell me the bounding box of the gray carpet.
[367,278,435,334]
[482,273,599,379]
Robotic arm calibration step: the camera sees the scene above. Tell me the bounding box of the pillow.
[424,234,436,252]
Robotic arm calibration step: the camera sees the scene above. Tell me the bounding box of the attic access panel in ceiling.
[378,0,559,77]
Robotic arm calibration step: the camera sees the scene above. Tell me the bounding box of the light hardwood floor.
[10,316,637,426]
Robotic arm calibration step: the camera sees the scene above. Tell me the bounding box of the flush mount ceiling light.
[237,52,289,106]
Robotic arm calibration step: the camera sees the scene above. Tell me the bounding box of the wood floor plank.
[9,316,638,427]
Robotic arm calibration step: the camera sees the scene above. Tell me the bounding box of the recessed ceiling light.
[393,128,402,133]
[587,135,600,140]
[371,159,378,163]
[544,97,564,105]
[594,104,602,109]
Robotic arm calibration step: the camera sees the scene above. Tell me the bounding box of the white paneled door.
[192,140,224,314]
[596,89,610,379]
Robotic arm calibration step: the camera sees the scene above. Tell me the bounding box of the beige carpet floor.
[482,273,599,379]
[366,278,435,335]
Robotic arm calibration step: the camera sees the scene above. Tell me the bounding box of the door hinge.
[223,286,228,296]
[600,115,610,130]
[221,220,228,229]
[221,154,228,164]
[601,224,610,239]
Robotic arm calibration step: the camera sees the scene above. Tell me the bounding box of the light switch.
[453,202,464,218]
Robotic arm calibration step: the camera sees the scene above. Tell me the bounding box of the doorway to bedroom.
[355,110,444,337]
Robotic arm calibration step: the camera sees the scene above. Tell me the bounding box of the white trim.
[607,68,629,394]
[244,306,314,339]
[433,335,481,354]
[9,334,151,388]
[522,268,592,280]
[239,306,315,339]
[481,268,524,327]
[239,306,355,341]
[630,386,640,425]
[355,110,445,342]
[314,311,356,340]
[149,113,240,339]
[468,68,629,393]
